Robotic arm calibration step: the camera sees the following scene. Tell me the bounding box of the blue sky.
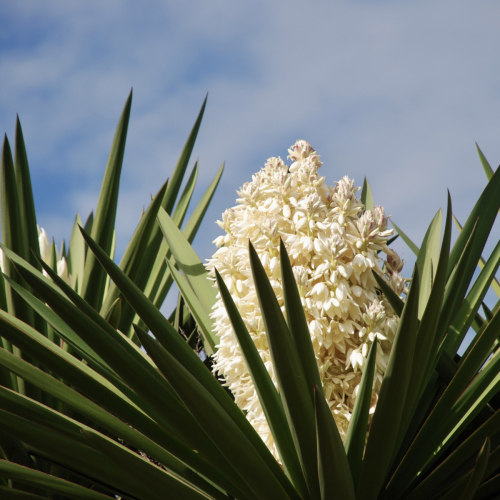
[2,1,500,321]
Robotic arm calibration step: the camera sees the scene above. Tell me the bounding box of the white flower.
[206,140,407,461]
[38,226,72,286]
[57,257,71,285]
[38,227,51,264]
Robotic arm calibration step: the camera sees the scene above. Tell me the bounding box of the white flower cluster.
[38,227,71,285]
[206,140,407,460]
[0,227,70,286]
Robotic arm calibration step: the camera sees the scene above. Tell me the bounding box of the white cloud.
[1,0,500,322]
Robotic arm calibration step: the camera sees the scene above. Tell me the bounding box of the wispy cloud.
[1,0,500,318]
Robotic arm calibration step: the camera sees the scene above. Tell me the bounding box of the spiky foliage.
[0,94,499,500]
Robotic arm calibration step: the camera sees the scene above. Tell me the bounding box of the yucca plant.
[0,91,500,500]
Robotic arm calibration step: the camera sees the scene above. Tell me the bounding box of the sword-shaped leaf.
[248,241,320,500]
[442,438,490,500]
[140,163,223,317]
[0,399,146,496]
[81,429,214,500]
[214,269,308,499]
[0,460,112,500]
[385,289,500,498]
[134,327,294,500]
[396,193,452,444]
[157,207,216,315]
[4,275,108,369]
[373,272,404,316]
[280,239,322,396]
[0,308,228,493]
[448,237,500,354]
[344,338,377,485]
[356,265,419,500]
[14,262,229,463]
[67,213,85,292]
[80,91,132,310]
[165,258,216,355]
[314,385,355,500]
[439,221,479,354]
[79,227,293,496]
[391,220,419,256]
[100,178,168,318]
[360,177,374,212]
[14,118,40,272]
[448,165,500,281]
[0,486,49,499]
[476,143,494,181]
[1,136,33,326]
[404,410,500,500]
[0,347,224,499]
[416,209,442,318]
[172,161,198,228]
[164,96,206,216]
[453,213,500,298]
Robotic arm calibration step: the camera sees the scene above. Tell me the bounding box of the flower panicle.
[206,139,406,459]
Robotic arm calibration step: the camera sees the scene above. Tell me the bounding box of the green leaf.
[172,161,198,228]
[14,118,40,273]
[474,472,500,500]
[373,272,404,316]
[100,178,168,319]
[439,220,479,354]
[1,135,33,325]
[165,258,216,355]
[400,193,452,436]
[80,90,132,310]
[0,307,227,495]
[356,265,420,500]
[447,236,500,354]
[248,241,320,500]
[3,275,109,369]
[157,207,217,315]
[360,177,374,212]
[416,209,442,318]
[452,438,490,500]
[314,385,355,500]
[0,346,224,499]
[141,163,224,316]
[83,210,93,234]
[280,239,322,396]
[182,162,224,245]
[4,245,171,395]
[385,277,500,498]
[134,327,292,500]
[0,486,49,500]
[404,410,500,500]
[103,296,122,329]
[344,338,377,485]
[0,397,148,497]
[0,460,112,500]
[81,429,213,500]
[476,143,494,181]
[448,165,500,281]
[67,213,85,293]
[391,220,419,256]
[79,226,293,497]
[19,260,228,465]
[214,269,308,499]
[452,213,500,299]
[164,95,207,216]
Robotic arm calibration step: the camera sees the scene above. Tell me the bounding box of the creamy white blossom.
[37,226,71,285]
[206,140,407,460]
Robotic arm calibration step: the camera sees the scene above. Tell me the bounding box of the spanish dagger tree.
[0,91,499,500]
